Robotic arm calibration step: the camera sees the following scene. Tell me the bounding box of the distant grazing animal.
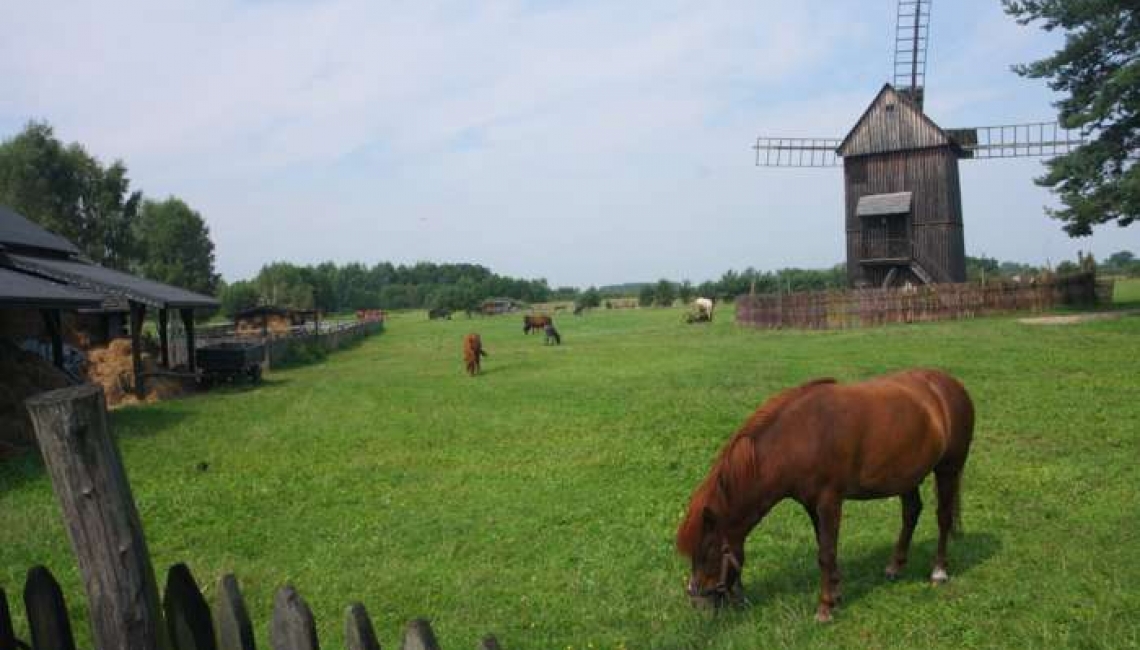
[544,322,561,345]
[573,304,586,316]
[429,308,452,320]
[463,333,487,376]
[678,369,974,623]
[523,314,552,334]
[694,297,714,321]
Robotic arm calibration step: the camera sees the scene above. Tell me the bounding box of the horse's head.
[684,507,745,608]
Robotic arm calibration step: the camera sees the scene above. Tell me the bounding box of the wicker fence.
[736,273,1111,330]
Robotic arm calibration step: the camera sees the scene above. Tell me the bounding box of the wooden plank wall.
[736,273,1107,330]
[844,147,965,286]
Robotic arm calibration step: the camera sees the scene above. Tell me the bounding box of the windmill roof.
[836,84,963,158]
[857,192,913,217]
[0,204,81,256]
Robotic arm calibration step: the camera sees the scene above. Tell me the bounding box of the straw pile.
[0,340,69,454]
[235,314,292,336]
[86,338,189,407]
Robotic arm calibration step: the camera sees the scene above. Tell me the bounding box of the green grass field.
[2,307,1139,649]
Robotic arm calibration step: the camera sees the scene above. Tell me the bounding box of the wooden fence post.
[25,385,167,650]
[399,619,441,650]
[23,566,77,650]
[164,564,217,650]
[343,603,380,650]
[214,575,256,650]
[269,587,318,650]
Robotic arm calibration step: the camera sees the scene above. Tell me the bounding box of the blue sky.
[3,0,1137,286]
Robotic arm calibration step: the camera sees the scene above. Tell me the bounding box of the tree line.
[219,261,553,317]
[0,122,220,295]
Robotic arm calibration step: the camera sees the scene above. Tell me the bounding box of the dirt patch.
[1018,309,1140,325]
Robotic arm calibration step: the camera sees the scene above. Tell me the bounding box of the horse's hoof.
[930,567,949,584]
[815,606,833,624]
[884,565,902,581]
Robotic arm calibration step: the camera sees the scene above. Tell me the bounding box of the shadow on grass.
[739,531,1002,613]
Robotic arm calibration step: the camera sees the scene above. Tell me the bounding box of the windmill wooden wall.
[838,85,967,288]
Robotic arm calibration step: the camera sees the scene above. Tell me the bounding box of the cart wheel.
[249,365,263,383]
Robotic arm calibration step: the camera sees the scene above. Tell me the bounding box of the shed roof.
[0,204,81,256]
[7,254,219,310]
[857,192,913,217]
[0,267,104,309]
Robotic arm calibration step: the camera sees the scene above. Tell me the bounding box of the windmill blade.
[753,137,842,167]
[893,0,931,108]
[946,122,1086,159]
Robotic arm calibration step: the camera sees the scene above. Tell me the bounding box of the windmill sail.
[946,122,1085,159]
[893,0,931,108]
[753,137,842,167]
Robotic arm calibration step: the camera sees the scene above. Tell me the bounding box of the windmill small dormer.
[837,84,966,287]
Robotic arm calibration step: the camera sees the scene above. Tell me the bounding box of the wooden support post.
[40,309,65,370]
[23,566,77,650]
[158,308,170,369]
[213,575,255,650]
[400,619,441,650]
[130,302,147,397]
[343,603,380,650]
[181,309,197,374]
[269,586,317,650]
[25,385,167,650]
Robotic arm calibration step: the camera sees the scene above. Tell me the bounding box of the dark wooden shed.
[837,84,967,287]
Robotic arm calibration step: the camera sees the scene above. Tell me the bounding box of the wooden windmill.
[754,0,1083,288]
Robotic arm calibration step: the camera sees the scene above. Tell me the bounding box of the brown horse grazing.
[677,369,974,622]
[463,333,488,376]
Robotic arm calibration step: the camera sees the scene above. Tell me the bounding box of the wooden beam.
[40,309,64,370]
[25,385,166,650]
[158,308,170,369]
[130,302,147,398]
[181,309,197,374]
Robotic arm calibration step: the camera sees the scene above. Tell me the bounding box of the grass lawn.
[2,307,1139,649]
[1114,277,1140,306]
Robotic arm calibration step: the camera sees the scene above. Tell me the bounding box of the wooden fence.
[197,320,384,369]
[10,384,499,650]
[0,563,499,650]
[735,273,1112,330]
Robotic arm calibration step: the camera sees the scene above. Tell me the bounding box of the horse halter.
[689,542,742,602]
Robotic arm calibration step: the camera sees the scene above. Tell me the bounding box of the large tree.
[135,197,220,295]
[1003,0,1140,235]
[0,121,141,268]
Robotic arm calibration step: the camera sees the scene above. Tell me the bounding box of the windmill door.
[856,192,912,263]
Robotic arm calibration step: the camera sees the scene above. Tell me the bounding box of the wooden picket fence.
[10,383,500,650]
[0,563,499,650]
[735,272,1111,330]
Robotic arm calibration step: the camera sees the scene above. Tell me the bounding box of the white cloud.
[3,0,1137,285]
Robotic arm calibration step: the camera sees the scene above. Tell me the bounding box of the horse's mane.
[676,378,837,557]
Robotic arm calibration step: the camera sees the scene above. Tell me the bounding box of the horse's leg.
[932,467,962,583]
[814,497,843,622]
[885,487,922,580]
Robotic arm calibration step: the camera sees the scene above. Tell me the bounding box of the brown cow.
[463,333,488,376]
[523,315,552,334]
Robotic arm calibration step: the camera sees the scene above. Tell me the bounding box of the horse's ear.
[701,506,718,532]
